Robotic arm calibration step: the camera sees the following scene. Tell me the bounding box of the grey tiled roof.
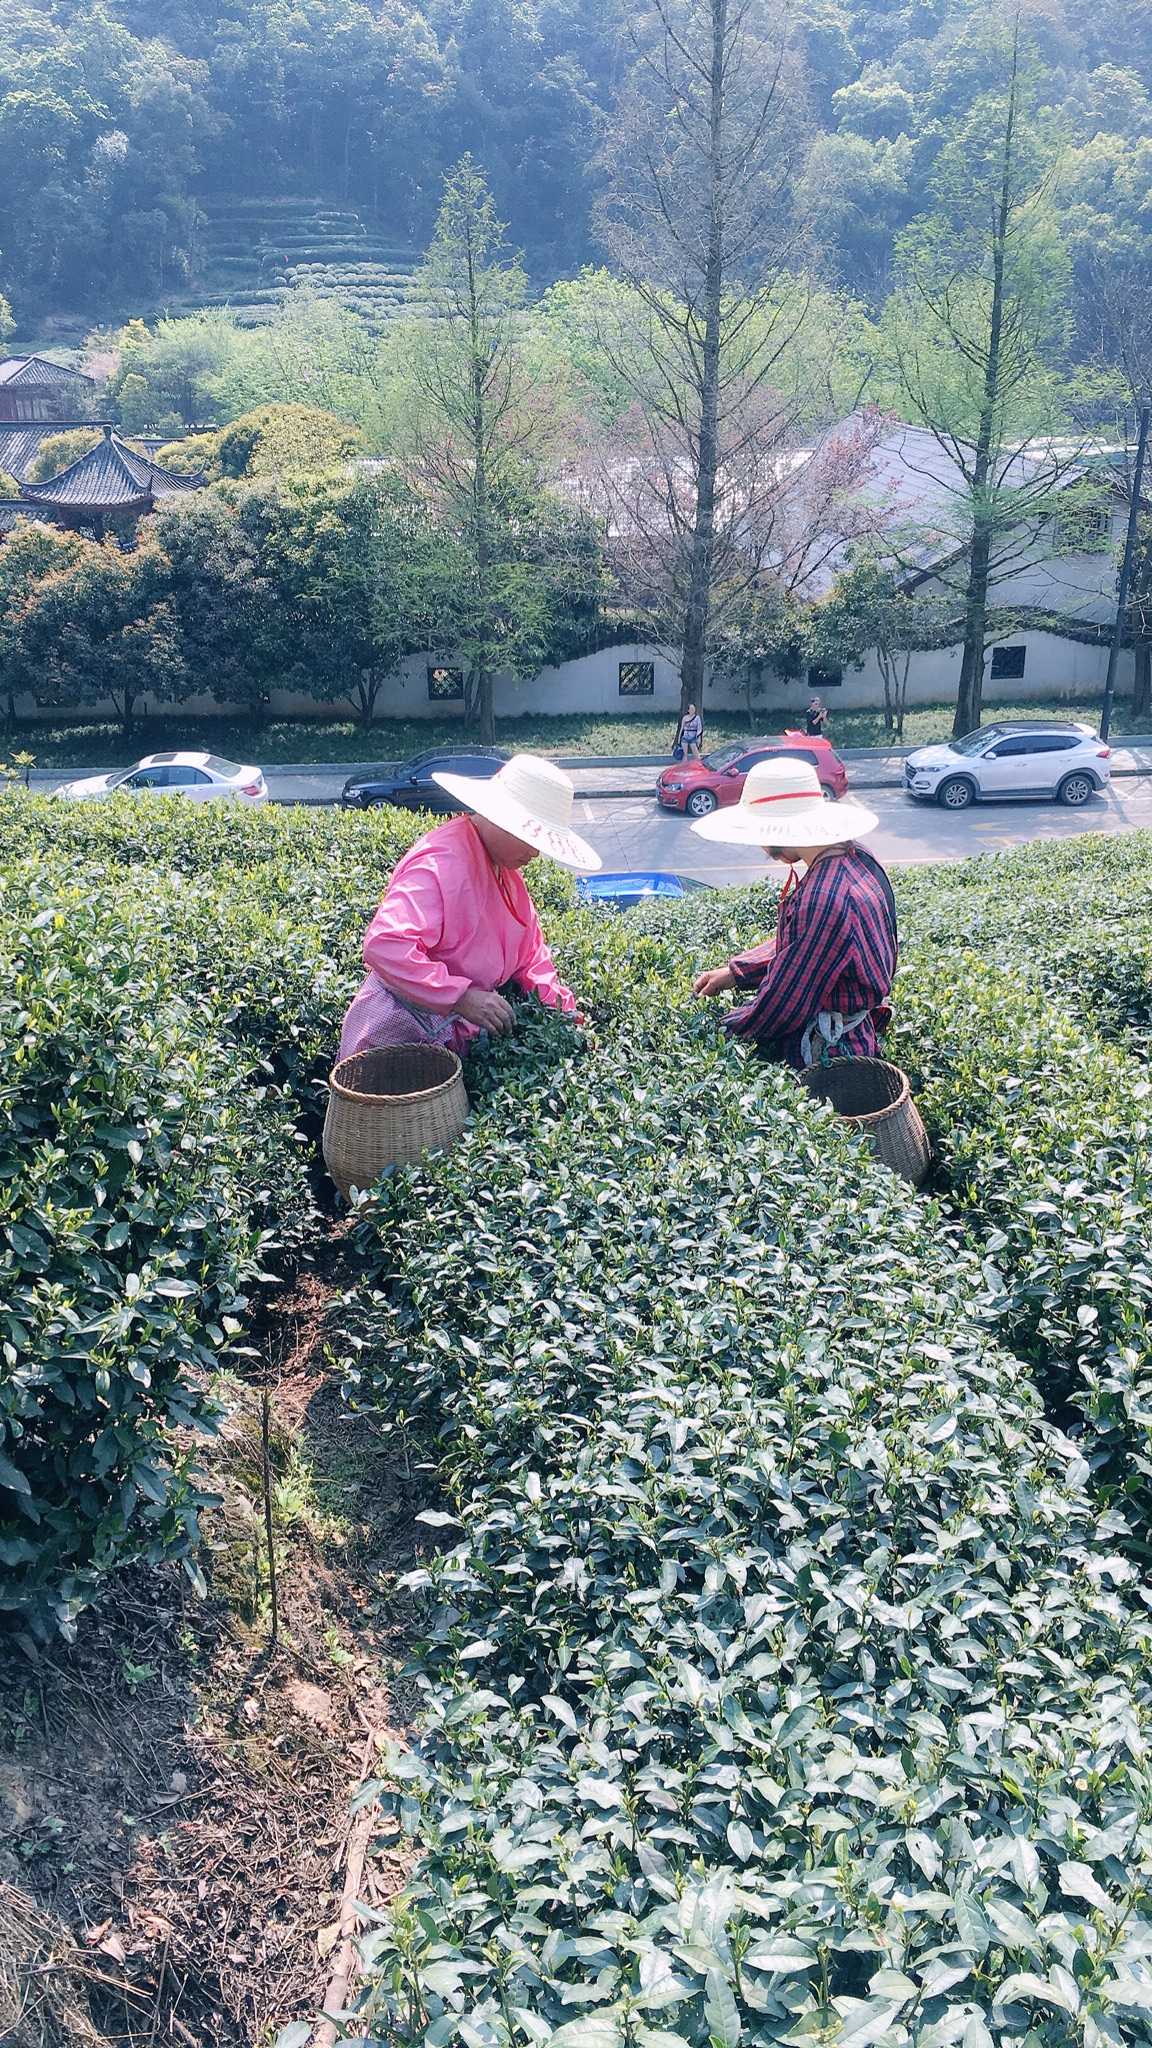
[0,422,108,482]
[20,428,203,508]
[0,354,92,388]
[0,355,93,389]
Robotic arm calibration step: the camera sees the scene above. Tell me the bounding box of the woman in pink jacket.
[338,754,601,1060]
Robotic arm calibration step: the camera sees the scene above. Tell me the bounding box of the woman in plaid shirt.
[691,756,896,1068]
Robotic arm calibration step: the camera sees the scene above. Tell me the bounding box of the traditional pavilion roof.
[0,354,93,390]
[20,426,203,510]
[0,420,111,482]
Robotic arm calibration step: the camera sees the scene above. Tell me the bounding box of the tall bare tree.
[595,0,815,715]
[406,158,553,744]
[565,398,892,671]
[882,19,1084,736]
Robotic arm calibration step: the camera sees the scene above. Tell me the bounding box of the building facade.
[2,406,1131,727]
[0,356,94,424]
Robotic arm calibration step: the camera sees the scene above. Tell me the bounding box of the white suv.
[904,721,1112,810]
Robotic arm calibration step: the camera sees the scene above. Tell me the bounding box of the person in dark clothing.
[690,756,897,1067]
[805,694,829,738]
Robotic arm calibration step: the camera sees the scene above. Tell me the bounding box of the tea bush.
[8,796,1152,2041]
[0,794,579,1635]
[339,912,1152,2045]
[0,784,423,880]
[0,857,319,1635]
[893,955,1152,1518]
[0,791,579,923]
[894,838,1152,1044]
[883,839,1152,1509]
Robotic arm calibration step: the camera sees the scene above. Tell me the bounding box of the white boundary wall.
[11,632,1131,726]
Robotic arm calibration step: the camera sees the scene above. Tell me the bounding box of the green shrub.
[25,427,103,483]
[1,785,426,882]
[8,800,1152,2039]
[215,402,362,478]
[153,428,221,479]
[333,913,1152,2047]
[0,858,315,1636]
[0,794,578,1633]
[893,954,1152,1515]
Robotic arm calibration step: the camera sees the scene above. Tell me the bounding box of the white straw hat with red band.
[431,753,602,871]
[690,755,879,847]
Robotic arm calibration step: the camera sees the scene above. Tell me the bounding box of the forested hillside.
[1,0,1150,351]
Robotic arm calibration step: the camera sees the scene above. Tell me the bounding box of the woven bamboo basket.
[801,1056,930,1187]
[322,1044,468,1199]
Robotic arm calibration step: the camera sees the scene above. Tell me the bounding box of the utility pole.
[1102,400,1151,743]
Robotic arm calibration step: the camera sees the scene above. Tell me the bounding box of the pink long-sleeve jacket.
[338,816,575,1059]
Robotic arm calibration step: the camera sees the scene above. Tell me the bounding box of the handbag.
[672,741,685,762]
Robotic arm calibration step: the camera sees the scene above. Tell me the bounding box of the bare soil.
[0,1243,425,2048]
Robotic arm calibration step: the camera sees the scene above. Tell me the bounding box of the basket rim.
[800,1055,911,1128]
[328,1045,464,1108]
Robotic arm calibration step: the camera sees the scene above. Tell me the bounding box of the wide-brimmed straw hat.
[691,755,878,848]
[431,753,602,871]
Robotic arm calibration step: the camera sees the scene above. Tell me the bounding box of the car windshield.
[949,727,1003,757]
[203,754,241,776]
[703,743,744,770]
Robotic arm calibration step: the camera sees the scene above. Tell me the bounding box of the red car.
[656,733,848,818]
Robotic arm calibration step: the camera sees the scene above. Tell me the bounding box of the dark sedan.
[341,747,509,811]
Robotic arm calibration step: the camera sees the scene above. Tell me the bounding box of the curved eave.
[20,487,154,512]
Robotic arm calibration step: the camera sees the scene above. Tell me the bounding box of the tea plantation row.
[0,797,431,1633]
[5,798,1152,2045]
[0,795,593,1635]
[337,855,1152,2045]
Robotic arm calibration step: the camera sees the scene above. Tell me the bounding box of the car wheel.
[937,775,975,810]
[822,785,837,803]
[1057,771,1095,808]
[685,789,718,819]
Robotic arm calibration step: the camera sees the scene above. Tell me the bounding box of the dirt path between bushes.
[0,1235,421,2048]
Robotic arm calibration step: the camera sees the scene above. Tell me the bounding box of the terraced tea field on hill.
[177,195,424,327]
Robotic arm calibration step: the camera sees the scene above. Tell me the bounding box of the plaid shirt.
[725,845,897,1068]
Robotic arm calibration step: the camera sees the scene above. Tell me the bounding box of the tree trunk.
[952,30,1018,740]
[463,659,494,744]
[1133,641,1151,722]
[475,663,495,746]
[895,651,912,742]
[679,0,727,717]
[464,212,497,751]
[352,669,380,727]
[954,521,993,736]
[877,649,896,738]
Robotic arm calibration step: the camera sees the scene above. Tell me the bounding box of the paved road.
[28,738,1152,806]
[215,744,1152,806]
[26,753,1152,877]
[573,776,1152,886]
